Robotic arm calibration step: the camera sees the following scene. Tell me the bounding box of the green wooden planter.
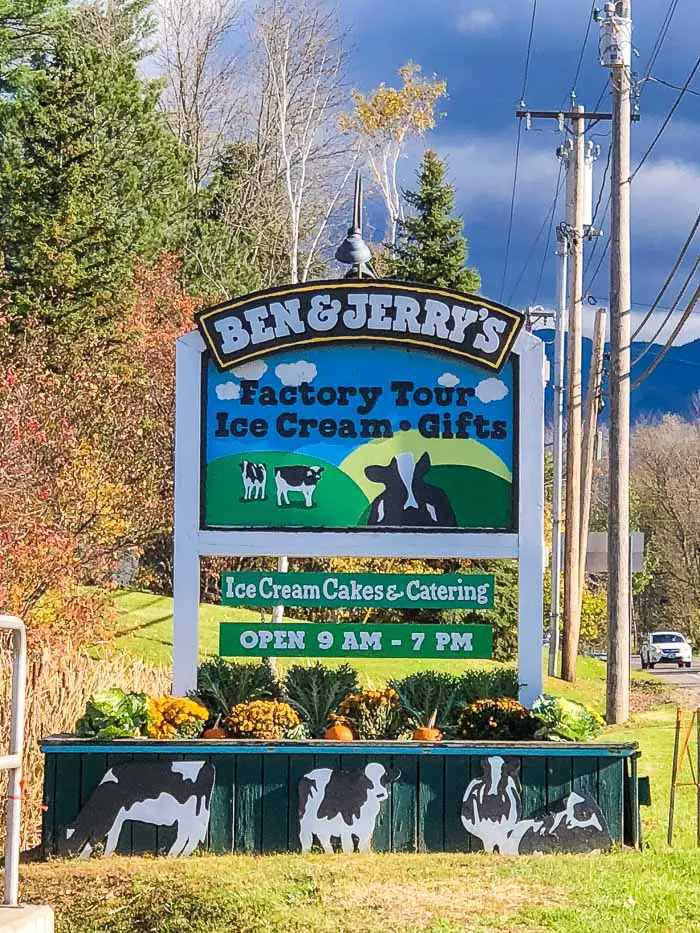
[41,738,642,856]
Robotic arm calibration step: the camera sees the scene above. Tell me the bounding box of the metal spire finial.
[335,171,375,278]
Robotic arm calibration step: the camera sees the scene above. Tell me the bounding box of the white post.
[548,226,569,677]
[1,614,25,908]
[173,333,204,696]
[518,334,546,707]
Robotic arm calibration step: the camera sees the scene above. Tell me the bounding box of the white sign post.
[172,327,546,707]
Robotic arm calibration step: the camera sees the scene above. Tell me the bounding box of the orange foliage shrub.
[0,255,197,645]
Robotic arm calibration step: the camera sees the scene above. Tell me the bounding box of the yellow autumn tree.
[340,62,447,245]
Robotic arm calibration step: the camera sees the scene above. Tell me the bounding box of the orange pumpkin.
[324,723,354,741]
[413,710,442,742]
[413,726,442,742]
[202,726,227,739]
[202,715,227,739]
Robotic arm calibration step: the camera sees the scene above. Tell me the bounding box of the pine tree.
[391,149,480,293]
[0,0,185,343]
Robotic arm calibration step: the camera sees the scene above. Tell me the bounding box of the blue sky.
[340,0,700,344]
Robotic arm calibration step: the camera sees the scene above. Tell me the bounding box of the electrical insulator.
[599,3,631,69]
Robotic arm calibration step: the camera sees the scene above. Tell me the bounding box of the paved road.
[631,655,700,689]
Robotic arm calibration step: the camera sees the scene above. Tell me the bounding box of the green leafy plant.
[531,694,605,742]
[458,697,536,740]
[390,671,462,731]
[336,688,407,740]
[75,688,150,739]
[282,663,358,738]
[456,668,520,706]
[194,659,281,723]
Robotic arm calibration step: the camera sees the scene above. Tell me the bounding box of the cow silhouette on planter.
[59,761,215,858]
[460,756,612,855]
[365,451,456,527]
[461,757,522,853]
[298,762,399,853]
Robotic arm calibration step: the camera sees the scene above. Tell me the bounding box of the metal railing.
[1,615,26,907]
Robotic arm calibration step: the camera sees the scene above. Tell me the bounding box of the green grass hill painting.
[204,451,369,528]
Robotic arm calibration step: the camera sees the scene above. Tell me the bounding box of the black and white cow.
[275,465,324,508]
[460,756,613,855]
[515,792,612,854]
[460,757,522,853]
[365,452,456,527]
[241,461,267,500]
[298,762,399,853]
[59,761,215,859]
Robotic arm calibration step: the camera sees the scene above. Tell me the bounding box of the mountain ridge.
[537,330,700,422]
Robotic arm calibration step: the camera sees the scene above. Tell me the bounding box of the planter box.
[41,738,641,857]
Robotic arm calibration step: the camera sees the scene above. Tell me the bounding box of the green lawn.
[21,842,700,933]
[37,589,694,931]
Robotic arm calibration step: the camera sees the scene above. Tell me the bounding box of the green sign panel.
[219,623,493,659]
[221,572,494,609]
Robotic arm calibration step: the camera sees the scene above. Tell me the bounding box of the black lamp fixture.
[335,171,376,279]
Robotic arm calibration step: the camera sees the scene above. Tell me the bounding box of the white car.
[640,631,692,669]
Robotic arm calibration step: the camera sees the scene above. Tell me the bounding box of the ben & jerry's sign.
[196,280,523,374]
[195,279,523,533]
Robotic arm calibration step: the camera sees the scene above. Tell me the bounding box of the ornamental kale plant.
[76,688,150,739]
[283,663,358,738]
[531,695,605,742]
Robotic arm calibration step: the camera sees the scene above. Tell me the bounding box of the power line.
[532,165,565,304]
[632,282,700,389]
[499,0,538,302]
[631,212,700,341]
[520,0,537,102]
[562,1,596,109]
[591,144,611,228]
[584,235,610,298]
[639,0,682,95]
[588,77,611,123]
[500,121,523,303]
[506,162,564,306]
[631,254,700,363]
[630,54,700,182]
[646,75,700,98]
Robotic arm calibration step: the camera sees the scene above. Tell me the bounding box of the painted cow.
[275,465,324,507]
[365,452,456,527]
[461,756,613,855]
[515,792,612,854]
[298,762,399,853]
[241,461,267,500]
[460,757,522,853]
[59,761,215,858]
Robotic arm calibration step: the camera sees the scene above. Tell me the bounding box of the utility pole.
[601,0,633,723]
[560,105,586,684]
[579,307,607,599]
[548,171,570,678]
[516,105,610,680]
